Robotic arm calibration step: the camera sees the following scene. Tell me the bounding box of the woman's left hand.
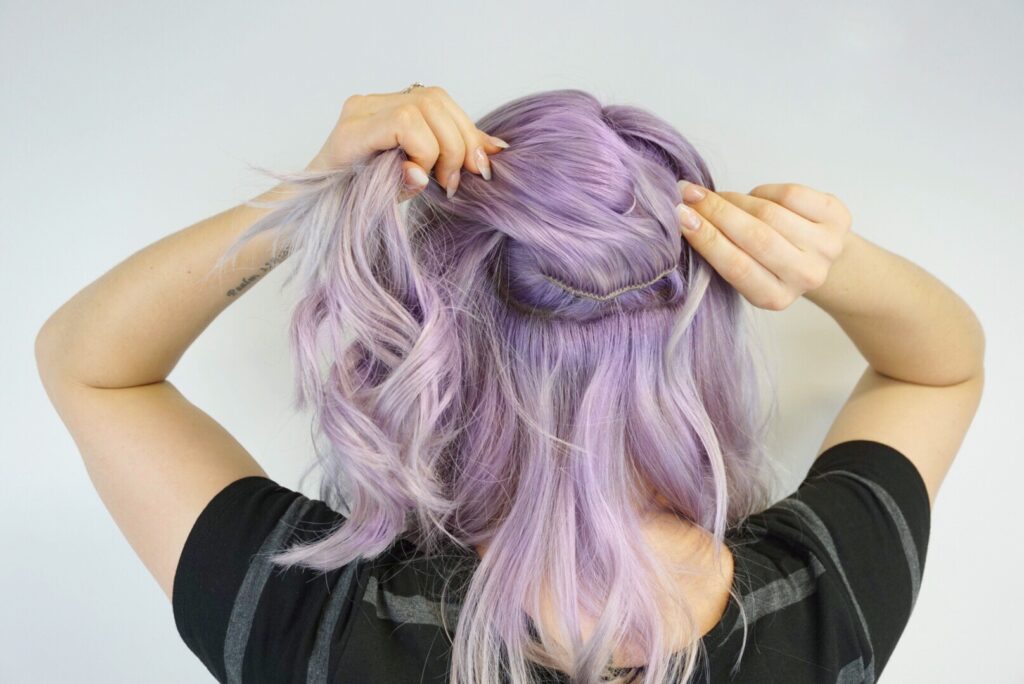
[306,84,509,201]
[676,181,851,311]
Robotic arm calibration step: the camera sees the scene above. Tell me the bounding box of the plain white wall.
[3,1,1020,681]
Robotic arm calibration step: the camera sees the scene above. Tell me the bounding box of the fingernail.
[676,203,702,231]
[488,135,510,149]
[474,147,492,180]
[407,166,429,188]
[678,180,706,203]
[446,169,461,199]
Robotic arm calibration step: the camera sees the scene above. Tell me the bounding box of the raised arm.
[800,228,984,507]
[676,181,985,508]
[33,84,506,601]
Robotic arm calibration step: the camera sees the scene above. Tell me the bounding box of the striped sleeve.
[171,475,362,683]
[766,439,931,681]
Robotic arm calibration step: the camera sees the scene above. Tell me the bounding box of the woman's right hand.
[674,181,853,311]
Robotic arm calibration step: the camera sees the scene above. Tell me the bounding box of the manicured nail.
[676,203,702,231]
[407,166,429,188]
[474,147,492,180]
[678,180,706,203]
[446,169,461,199]
[488,135,510,149]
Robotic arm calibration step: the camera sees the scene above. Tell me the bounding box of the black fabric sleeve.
[172,475,359,683]
[761,439,932,679]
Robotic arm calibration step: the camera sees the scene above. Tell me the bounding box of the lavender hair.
[213,88,781,684]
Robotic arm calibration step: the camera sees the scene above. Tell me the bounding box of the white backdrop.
[2,1,1020,681]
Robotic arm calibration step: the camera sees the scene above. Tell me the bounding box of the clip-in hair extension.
[541,266,676,302]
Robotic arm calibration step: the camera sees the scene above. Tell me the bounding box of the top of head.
[411,88,713,322]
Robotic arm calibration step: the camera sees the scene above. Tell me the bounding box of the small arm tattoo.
[225,246,292,297]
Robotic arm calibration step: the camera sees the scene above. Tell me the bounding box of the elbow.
[34,316,68,390]
[953,307,987,386]
[969,307,987,381]
[34,323,56,387]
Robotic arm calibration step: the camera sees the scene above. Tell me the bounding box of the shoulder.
[172,474,472,682]
[729,439,931,680]
[173,475,360,682]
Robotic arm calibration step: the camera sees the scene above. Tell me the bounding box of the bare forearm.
[35,182,295,389]
[804,230,985,386]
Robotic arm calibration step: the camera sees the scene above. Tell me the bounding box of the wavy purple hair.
[215,88,780,683]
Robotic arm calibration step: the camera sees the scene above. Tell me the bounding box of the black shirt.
[173,439,930,683]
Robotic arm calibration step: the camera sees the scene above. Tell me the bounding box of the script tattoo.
[225,246,292,297]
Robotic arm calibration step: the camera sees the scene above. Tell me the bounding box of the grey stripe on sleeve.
[836,656,865,683]
[306,562,360,684]
[818,469,923,605]
[725,555,827,639]
[362,573,463,630]
[773,498,876,684]
[223,496,317,684]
